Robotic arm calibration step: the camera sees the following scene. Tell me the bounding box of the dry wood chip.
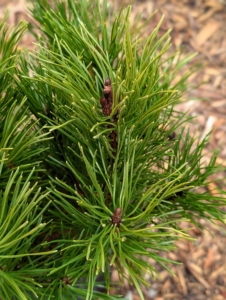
[134,2,154,18]
[159,270,170,282]
[212,100,226,108]
[192,227,203,236]
[161,278,171,293]
[210,265,226,280]
[193,87,224,100]
[168,252,178,261]
[177,240,190,251]
[209,47,226,56]
[187,282,205,289]
[205,67,221,75]
[205,0,224,9]
[172,14,188,31]
[214,76,223,87]
[215,130,225,140]
[188,262,204,276]
[204,247,214,270]
[192,248,205,260]
[196,21,221,46]
[111,269,119,282]
[173,34,183,47]
[208,181,220,197]
[194,296,210,300]
[213,296,225,300]
[177,266,188,295]
[198,8,221,23]
[163,294,182,299]
[186,262,210,289]
[216,157,226,167]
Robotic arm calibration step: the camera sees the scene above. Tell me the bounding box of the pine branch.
[0,1,225,299]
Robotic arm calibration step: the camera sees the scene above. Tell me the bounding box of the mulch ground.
[1,0,226,299]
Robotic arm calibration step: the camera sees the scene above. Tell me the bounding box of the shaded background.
[0,0,226,299]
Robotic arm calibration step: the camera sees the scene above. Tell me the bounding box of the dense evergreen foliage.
[0,1,225,299]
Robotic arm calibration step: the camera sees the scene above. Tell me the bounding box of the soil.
[1,0,226,299]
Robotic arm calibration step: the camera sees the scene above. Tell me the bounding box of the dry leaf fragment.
[196,21,221,46]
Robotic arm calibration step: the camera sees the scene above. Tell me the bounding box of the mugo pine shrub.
[0,0,225,299]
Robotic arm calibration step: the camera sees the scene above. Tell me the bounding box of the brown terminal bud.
[168,132,176,141]
[104,85,112,96]
[100,97,107,106]
[103,107,112,116]
[105,78,111,86]
[112,208,122,227]
[103,78,112,98]
[62,277,70,285]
